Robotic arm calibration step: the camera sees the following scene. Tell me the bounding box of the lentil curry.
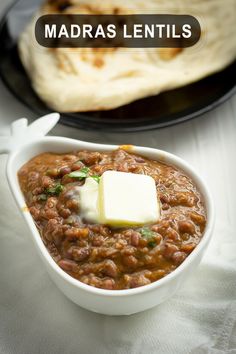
[18,149,206,290]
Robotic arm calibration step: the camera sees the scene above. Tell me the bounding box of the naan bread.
[18,0,236,112]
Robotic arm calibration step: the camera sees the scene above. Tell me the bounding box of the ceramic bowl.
[0,114,215,315]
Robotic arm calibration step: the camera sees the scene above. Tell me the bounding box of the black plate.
[0,0,235,132]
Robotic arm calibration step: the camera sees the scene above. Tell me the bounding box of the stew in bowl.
[18,148,206,290]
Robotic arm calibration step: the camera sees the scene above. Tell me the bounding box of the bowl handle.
[0,113,60,155]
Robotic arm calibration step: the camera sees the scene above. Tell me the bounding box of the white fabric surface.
[1,1,236,353]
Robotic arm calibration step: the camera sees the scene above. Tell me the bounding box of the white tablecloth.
[1,1,236,353]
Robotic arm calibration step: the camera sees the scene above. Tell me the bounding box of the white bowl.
[0,114,215,315]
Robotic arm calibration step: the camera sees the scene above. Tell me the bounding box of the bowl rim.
[6,136,215,297]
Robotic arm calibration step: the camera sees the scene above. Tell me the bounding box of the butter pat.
[77,172,160,227]
[78,177,100,223]
[99,171,160,227]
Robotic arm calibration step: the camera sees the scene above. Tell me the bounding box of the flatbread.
[18,0,236,112]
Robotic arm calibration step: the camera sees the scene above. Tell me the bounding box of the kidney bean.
[27,171,40,189]
[133,156,145,163]
[77,151,101,165]
[89,248,99,261]
[172,251,187,265]
[45,217,64,242]
[122,255,138,268]
[159,194,169,204]
[59,166,71,176]
[58,259,78,272]
[88,276,103,288]
[121,246,136,256]
[43,197,58,219]
[128,164,140,172]
[149,269,166,281]
[92,236,105,246]
[95,247,118,259]
[77,240,88,248]
[128,231,140,247]
[115,239,128,249]
[154,233,162,244]
[125,230,141,247]
[124,271,151,288]
[62,155,78,162]
[113,149,131,163]
[80,275,89,284]
[61,175,78,185]
[151,221,170,235]
[41,175,53,188]
[47,243,61,262]
[64,227,89,239]
[163,243,179,259]
[180,243,196,253]
[44,209,58,220]
[162,203,170,210]
[62,224,71,232]
[170,192,195,207]
[66,199,79,211]
[140,247,149,254]
[32,187,43,195]
[58,207,71,219]
[189,212,206,226]
[139,238,148,247]
[117,163,129,172]
[98,225,111,237]
[102,278,115,290]
[101,260,118,278]
[178,221,195,235]
[144,255,156,265]
[29,206,40,220]
[181,233,190,241]
[45,197,58,209]
[166,228,180,242]
[72,247,90,261]
[71,161,84,171]
[28,171,39,181]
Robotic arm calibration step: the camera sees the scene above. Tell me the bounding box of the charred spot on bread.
[159,48,183,61]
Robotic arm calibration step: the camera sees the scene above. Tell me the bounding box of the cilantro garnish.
[148,241,157,248]
[46,183,64,196]
[68,167,90,180]
[37,193,47,201]
[68,167,100,183]
[140,227,156,240]
[140,227,157,247]
[91,175,101,183]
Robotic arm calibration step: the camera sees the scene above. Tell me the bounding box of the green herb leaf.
[46,183,64,196]
[140,227,156,240]
[68,167,90,180]
[37,193,47,201]
[91,175,101,183]
[148,241,157,248]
